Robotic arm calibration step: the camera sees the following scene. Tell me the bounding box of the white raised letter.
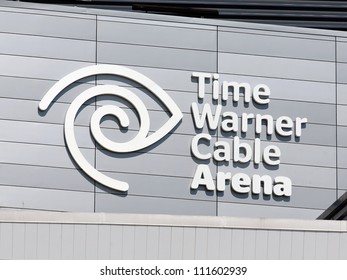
[273,176,292,196]
[222,81,251,103]
[295,117,308,137]
[212,74,220,100]
[263,145,281,165]
[241,113,254,133]
[253,84,270,104]
[191,133,212,160]
[255,114,274,135]
[254,138,261,165]
[192,72,211,99]
[233,136,252,163]
[214,141,231,162]
[217,171,232,191]
[276,116,294,137]
[191,103,222,130]
[191,165,215,191]
[232,173,251,193]
[252,174,273,195]
[221,111,239,132]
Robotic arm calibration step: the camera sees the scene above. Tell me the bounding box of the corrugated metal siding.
[1,212,347,259]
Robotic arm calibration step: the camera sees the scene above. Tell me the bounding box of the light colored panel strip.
[0,211,346,232]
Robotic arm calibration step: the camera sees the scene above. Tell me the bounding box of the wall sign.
[190,73,308,196]
[39,65,183,191]
[39,65,307,197]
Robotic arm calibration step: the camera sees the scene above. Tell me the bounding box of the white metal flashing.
[0,211,346,232]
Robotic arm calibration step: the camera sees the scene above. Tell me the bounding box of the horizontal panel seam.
[0,8,96,21]
[98,40,216,52]
[0,82,338,106]
[0,184,94,194]
[218,50,335,63]
[218,29,335,42]
[0,31,96,42]
[0,53,95,64]
[98,18,217,31]
[96,183,337,193]
[0,158,337,182]
[0,65,337,85]
[0,59,216,77]
[0,177,336,195]
[216,22,347,38]
[217,71,335,84]
[0,118,339,147]
[97,160,338,171]
[0,94,338,111]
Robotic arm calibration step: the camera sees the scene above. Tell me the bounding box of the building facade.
[0,0,347,259]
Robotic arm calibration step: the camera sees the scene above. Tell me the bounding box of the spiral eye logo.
[39,65,183,192]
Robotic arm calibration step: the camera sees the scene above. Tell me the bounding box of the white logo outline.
[39,64,183,192]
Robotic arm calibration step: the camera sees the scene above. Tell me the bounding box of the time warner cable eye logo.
[39,65,183,192]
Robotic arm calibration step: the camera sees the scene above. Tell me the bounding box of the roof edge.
[1,0,347,38]
[0,210,346,232]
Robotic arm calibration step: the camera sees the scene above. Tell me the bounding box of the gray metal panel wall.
[0,2,345,219]
[0,5,96,212]
[337,37,347,194]
[217,26,337,218]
